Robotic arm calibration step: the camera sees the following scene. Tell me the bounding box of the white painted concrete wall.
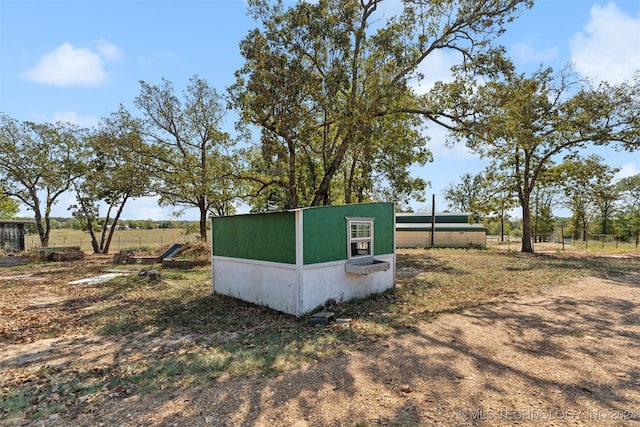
[212,256,298,315]
[300,253,395,314]
[212,254,395,316]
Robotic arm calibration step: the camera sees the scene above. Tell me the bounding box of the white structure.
[211,203,396,316]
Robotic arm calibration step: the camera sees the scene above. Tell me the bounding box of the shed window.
[347,218,374,259]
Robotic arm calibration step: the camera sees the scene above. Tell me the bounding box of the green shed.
[211,203,396,316]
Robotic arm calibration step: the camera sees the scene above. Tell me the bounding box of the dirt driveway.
[2,273,638,426]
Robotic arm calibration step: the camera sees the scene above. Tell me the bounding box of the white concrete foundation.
[212,253,395,316]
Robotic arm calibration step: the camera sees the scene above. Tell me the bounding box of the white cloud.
[423,125,477,159]
[614,163,639,181]
[17,191,77,218]
[511,41,558,64]
[95,39,123,62]
[19,193,201,221]
[137,50,181,68]
[121,196,199,221]
[411,50,459,95]
[50,111,99,128]
[23,41,121,87]
[570,3,640,84]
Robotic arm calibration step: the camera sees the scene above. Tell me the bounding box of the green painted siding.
[396,213,479,224]
[212,211,296,264]
[303,203,394,265]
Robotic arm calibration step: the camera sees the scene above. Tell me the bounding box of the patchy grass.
[336,248,638,331]
[1,248,638,422]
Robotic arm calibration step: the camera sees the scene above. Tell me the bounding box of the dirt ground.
[1,255,639,426]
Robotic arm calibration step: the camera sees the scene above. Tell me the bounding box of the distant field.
[25,228,202,253]
[24,229,638,254]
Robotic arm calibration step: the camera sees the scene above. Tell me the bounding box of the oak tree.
[0,114,84,247]
[441,65,640,252]
[130,75,240,241]
[614,174,640,242]
[70,114,151,253]
[230,0,532,210]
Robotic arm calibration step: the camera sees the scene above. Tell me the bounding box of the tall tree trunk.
[34,210,48,247]
[288,142,299,209]
[520,198,533,253]
[312,138,351,206]
[87,222,100,254]
[43,215,51,249]
[101,195,129,253]
[80,203,100,254]
[29,192,49,247]
[345,152,358,204]
[198,197,208,242]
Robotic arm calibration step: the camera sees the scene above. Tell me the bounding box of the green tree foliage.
[126,219,157,230]
[444,173,495,215]
[70,115,151,253]
[0,114,84,247]
[485,217,514,236]
[444,170,518,241]
[441,65,640,252]
[0,188,19,218]
[617,174,640,209]
[591,178,620,237]
[481,168,520,241]
[230,0,531,210]
[555,155,619,240]
[529,185,556,241]
[129,75,241,241]
[613,174,640,241]
[443,173,486,213]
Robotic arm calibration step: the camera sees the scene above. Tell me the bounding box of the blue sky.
[1,0,639,220]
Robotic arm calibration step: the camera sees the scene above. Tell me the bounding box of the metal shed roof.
[0,219,34,225]
[396,222,487,232]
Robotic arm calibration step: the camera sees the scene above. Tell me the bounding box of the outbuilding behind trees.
[396,213,487,248]
[0,219,30,252]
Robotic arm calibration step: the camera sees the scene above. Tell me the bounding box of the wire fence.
[18,227,640,255]
[487,228,639,253]
[24,229,203,253]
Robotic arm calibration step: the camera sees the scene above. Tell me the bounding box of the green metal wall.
[302,203,395,265]
[211,203,395,266]
[211,211,296,264]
